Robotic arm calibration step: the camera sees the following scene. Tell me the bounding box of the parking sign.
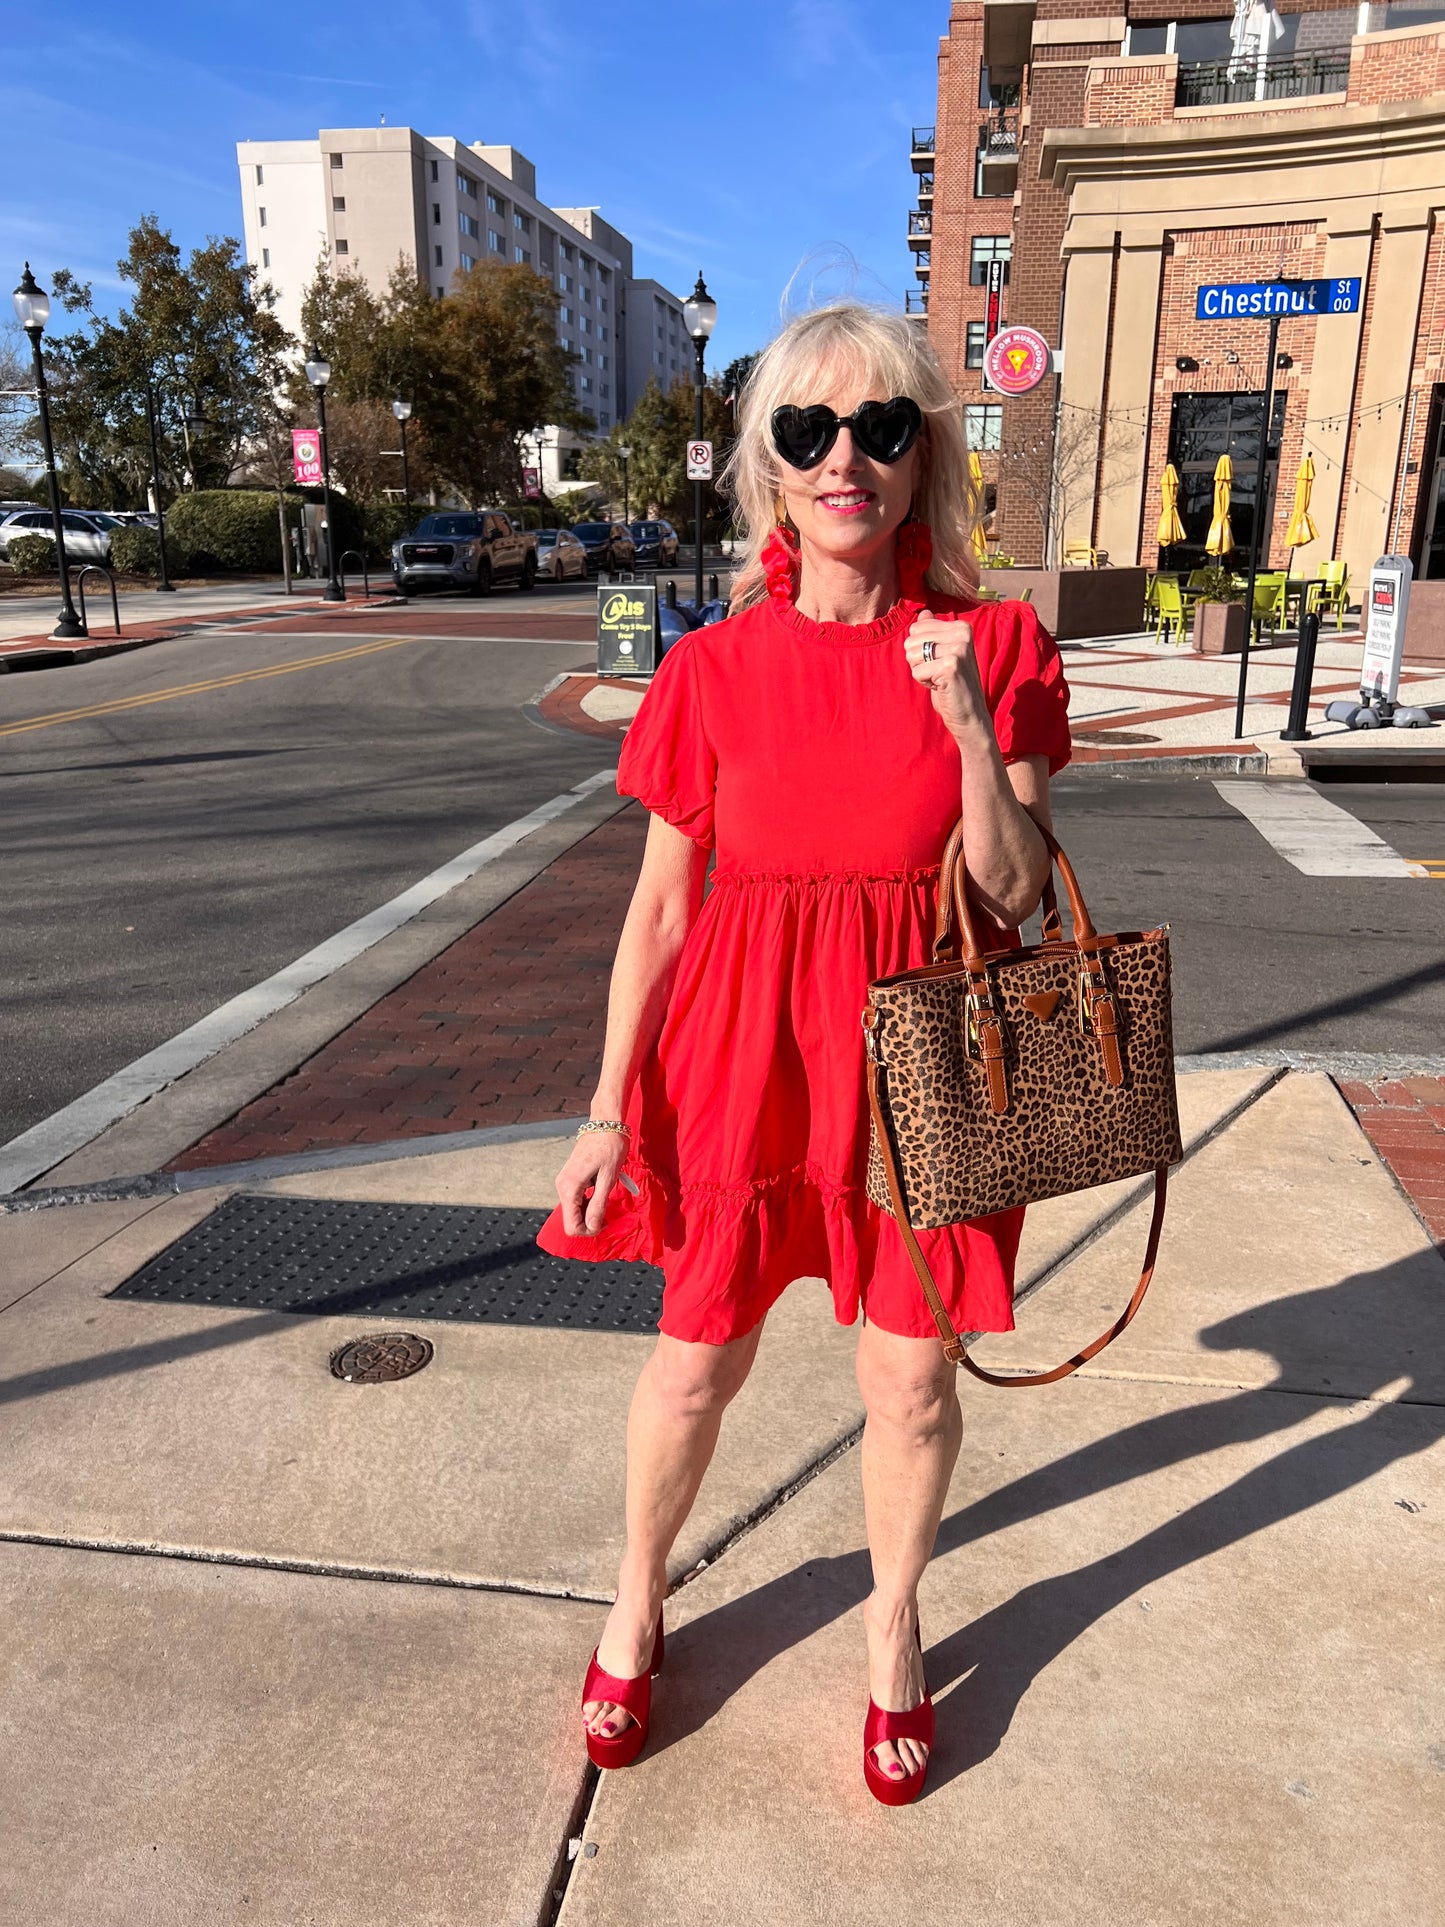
[686,440,713,480]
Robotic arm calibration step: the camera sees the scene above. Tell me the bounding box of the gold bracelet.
[576,1119,631,1139]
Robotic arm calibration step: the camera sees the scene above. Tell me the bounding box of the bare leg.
[855,1321,962,1781]
[584,1323,764,1738]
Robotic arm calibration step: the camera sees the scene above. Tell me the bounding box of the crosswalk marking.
[1214,780,1431,877]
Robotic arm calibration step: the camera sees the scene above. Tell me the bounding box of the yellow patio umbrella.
[1284,454,1318,550]
[968,448,989,561]
[1204,454,1234,559]
[1157,462,1185,549]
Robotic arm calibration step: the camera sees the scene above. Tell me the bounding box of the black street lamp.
[683,272,717,610]
[617,440,632,524]
[12,265,85,640]
[392,397,413,518]
[304,347,345,601]
[143,381,175,592]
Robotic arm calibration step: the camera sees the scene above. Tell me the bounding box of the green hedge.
[111,525,162,575]
[6,533,57,573]
[165,490,282,573]
[361,501,413,561]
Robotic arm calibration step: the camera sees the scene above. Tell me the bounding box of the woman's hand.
[555,1129,631,1237]
[903,611,991,744]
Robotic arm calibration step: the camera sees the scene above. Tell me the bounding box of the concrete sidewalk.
[1,1066,1440,1924]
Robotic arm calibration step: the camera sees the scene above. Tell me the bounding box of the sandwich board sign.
[1360,555,1413,704]
[686,440,713,480]
[598,582,660,678]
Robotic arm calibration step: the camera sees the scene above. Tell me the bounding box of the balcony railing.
[977,108,1020,194]
[905,289,929,315]
[911,125,936,168]
[907,210,932,247]
[916,169,934,202]
[1175,47,1351,108]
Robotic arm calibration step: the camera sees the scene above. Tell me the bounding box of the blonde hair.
[722,302,982,611]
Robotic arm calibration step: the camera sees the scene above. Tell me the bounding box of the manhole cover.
[330,1331,433,1382]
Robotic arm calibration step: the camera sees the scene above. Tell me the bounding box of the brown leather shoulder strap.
[866,1058,1167,1385]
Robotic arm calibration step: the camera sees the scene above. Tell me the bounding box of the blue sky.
[1,0,946,369]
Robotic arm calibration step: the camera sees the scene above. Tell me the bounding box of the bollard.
[1280,608,1321,742]
[665,579,677,608]
[709,573,719,602]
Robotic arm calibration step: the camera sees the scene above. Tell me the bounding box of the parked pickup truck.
[392,511,538,595]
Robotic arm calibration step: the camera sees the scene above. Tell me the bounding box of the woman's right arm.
[554,812,710,1236]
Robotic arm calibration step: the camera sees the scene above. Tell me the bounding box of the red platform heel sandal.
[581,1615,665,1770]
[862,1624,933,1807]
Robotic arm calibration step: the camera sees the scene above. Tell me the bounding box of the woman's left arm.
[905,610,1052,928]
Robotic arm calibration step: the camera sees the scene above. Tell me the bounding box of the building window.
[258,206,267,227]
[600,412,610,426]
[514,211,530,232]
[964,403,1003,451]
[581,316,591,335]
[515,246,530,264]
[489,231,505,253]
[966,322,986,369]
[559,448,583,480]
[599,295,608,314]
[436,284,445,299]
[599,353,608,371]
[434,244,444,266]
[581,253,593,271]
[583,347,593,364]
[255,164,264,185]
[582,376,593,392]
[261,247,271,268]
[433,203,441,225]
[657,324,664,340]
[486,191,504,214]
[561,307,573,324]
[600,383,610,398]
[598,264,610,282]
[334,239,349,255]
[969,235,1011,286]
[329,152,343,169]
[560,273,573,293]
[332,196,345,213]
[460,211,480,239]
[430,159,439,182]
[459,173,477,198]
[561,241,573,260]
[460,252,476,272]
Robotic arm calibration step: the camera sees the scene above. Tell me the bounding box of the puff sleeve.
[979,599,1073,777]
[616,636,717,845]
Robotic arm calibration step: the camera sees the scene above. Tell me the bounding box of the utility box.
[597,582,660,677]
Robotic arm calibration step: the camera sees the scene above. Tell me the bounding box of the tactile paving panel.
[108,1194,663,1332]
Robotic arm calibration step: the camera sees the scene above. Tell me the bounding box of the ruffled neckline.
[761,521,932,648]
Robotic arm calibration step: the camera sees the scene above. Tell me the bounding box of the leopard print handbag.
[863,820,1182,1385]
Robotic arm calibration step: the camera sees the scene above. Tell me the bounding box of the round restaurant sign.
[982,326,1052,396]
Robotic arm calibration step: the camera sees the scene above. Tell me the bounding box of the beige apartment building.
[236,126,687,492]
[922,0,1445,605]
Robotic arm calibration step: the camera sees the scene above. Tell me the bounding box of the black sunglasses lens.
[771,405,837,469]
[852,398,922,464]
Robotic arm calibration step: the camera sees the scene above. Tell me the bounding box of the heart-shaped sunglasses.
[770,396,923,471]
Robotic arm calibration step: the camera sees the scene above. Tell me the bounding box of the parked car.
[628,518,679,566]
[534,527,588,581]
[571,520,636,574]
[391,510,538,595]
[0,507,115,563]
[103,510,159,528]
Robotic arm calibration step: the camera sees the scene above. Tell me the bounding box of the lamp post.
[304,347,344,601]
[12,265,85,640]
[683,272,717,610]
[616,441,631,524]
[392,397,413,518]
[142,382,175,591]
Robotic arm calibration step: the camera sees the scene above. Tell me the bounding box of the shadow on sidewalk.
[663,1252,1444,1788]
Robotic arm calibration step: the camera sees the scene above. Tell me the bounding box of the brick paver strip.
[1339,1076,1445,1251]
[171,804,647,1170]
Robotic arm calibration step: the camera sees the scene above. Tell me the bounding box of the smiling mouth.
[817,490,875,514]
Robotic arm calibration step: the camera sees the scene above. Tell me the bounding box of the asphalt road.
[0,615,1441,1148]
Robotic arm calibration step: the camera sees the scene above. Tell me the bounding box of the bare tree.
[997,403,1132,565]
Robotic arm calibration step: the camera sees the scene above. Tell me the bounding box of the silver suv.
[392,511,538,595]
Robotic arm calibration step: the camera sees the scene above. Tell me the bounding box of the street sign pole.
[1233,308,1281,740]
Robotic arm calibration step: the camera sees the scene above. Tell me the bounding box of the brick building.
[921,0,1445,590]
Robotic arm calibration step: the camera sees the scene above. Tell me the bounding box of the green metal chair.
[1155,575,1187,644]
[1305,560,1350,630]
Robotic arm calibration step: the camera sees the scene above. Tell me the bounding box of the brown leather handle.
[932,820,1091,966]
[866,1055,1166,1383]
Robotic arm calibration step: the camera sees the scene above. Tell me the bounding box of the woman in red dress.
[537,301,1071,1803]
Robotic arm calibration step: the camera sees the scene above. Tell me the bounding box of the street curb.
[11,783,627,1196]
[0,593,408,671]
[1058,751,1268,778]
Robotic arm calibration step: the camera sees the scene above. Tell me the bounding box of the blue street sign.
[1196,277,1361,320]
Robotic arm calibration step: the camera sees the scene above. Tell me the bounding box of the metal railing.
[904,290,929,315]
[915,169,934,201]
[337,548,369,600]
[70,563,119,636]
[1175,48,1351,108]
[979,109,1019,156]
[911,125,936,153]
[907,210,932,239]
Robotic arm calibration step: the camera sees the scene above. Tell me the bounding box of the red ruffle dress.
[536,527,1073,1344]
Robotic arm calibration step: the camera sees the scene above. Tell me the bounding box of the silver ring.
[921,639,936,663]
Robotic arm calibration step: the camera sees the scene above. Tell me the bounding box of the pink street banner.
[292,428,322,486]
[523,466,541,500]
